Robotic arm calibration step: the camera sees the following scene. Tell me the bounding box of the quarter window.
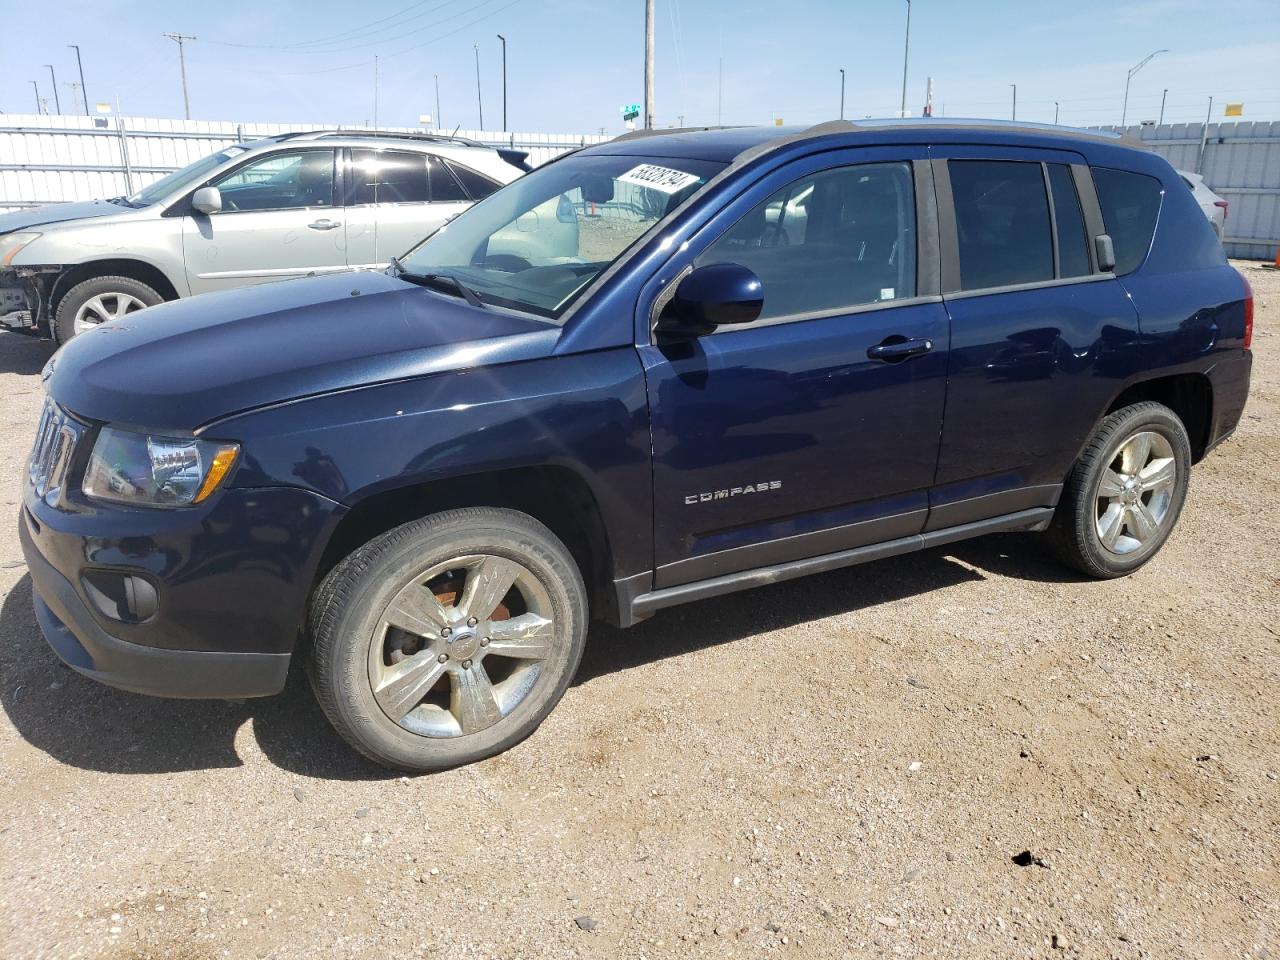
[213,150,335,211]
[697,161,916,323]
[1092,167,1163,275]
[446,160,501,200]
[949,160,1053,290]
[1047,164,1091,278]
[425,156,469,202]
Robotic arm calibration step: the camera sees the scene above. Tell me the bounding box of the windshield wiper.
[106,196,137,207]
[393,264,487,310]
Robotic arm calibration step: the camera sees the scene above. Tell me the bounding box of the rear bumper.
[1206,349,1253,453]
[22,514,290,698]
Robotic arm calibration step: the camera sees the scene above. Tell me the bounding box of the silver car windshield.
[398,154,725,320]
[127,146,247,207]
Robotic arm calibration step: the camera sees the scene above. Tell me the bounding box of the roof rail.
[609,124,744,144]
[281,129,489,148]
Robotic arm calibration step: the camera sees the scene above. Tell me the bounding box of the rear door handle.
[308,219,342,231]
[867,337,934,362]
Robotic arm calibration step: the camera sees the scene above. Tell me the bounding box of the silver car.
[0,131,530,342]
[1178,169,1229,239]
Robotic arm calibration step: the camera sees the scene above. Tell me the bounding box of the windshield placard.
[617,163,703,194]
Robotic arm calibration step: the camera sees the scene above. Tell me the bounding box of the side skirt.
[616,507,1054,627]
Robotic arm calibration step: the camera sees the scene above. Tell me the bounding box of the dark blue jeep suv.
[21,120,1253,771]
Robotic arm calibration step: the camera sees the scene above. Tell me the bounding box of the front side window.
[697,161,917,323]
[1092,167,1163,275]
[129,147,246,207]
[400,153,724,320]
[950,160,1054,290]
[213,149,335,211]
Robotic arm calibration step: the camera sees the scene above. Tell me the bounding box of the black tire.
[1047,401,1192,578]
[309,507,588,772]
[54,275,163,344]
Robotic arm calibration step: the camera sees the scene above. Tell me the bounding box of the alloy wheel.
[1094,430,1178,555]
[73,291,148,335]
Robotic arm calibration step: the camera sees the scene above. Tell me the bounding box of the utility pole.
[163,33,197,120]
[839,68,845,120]
[899,0,911,117]
[717,57,722,126]
[44,65,61,115]
[434,74,442,130]
[29,80,41,114]
[1054,101,1059,124]
[644,0,655,129]
[373,56,379,128]
[1121,49,1167,127]
[496,34,507,132]
[474,44,484,129]
[1158,88,1168,125]
[1010,83,1017,120]
[1196,96,1213,173]
[68,45,89,114]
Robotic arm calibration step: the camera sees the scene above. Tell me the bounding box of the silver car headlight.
[0,232,41,267]
[83,427,239,508]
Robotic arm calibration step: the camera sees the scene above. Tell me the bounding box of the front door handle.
[867,337,933,362]
[308,219,342,231]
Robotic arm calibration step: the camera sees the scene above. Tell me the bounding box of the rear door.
[181,148,346,295]
[343,149,474,268]
[927,146,1142,528]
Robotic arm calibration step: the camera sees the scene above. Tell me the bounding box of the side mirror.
[656,262,764,338]
[1095,233,1116,272]
[191,186,222,215]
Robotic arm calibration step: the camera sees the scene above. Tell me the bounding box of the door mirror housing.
[1094,233,1116,272]
[191,186,222,215]
[656,262,764,338]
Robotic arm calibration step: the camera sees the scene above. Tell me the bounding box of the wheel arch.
[312,464,622,629]
[1104,372,1214,462]
[48,258,183,316]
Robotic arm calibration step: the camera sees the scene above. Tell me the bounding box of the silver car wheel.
[367,554,555,738]
[73,291,147,335]
[1094,430,1177,555]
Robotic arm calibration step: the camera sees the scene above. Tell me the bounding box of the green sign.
[621,103,640,121]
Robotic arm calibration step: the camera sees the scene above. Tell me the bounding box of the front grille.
[29,399,86,505]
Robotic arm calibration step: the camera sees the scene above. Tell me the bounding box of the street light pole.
[1010,83,1016,120]
[496,34,507,132]
[899,0,911,117]
[162,33,196,120]
[474,44,484,129]
[839,68,845,120]
[434,74,442,130]
[45,65,61,115]
[68,45,89,114]
[1121,49,1167,127]
[29,80,42,114]
[1158,88,1168,126]
[1054,101,1059,124]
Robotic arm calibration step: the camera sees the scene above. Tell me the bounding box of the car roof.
[582,118,1148,165]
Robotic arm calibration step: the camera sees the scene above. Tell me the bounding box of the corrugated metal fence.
[1095,121,1280,260]
[0,113,608,213]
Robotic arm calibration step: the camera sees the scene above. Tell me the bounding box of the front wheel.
[309,507,588,772]
[54,275,163,344]
[1048,401,1192,578]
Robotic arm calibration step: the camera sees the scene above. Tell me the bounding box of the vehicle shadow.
[0,331,57,376]
[0,532,1069,779]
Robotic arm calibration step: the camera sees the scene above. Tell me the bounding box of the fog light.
[81,570,158,623]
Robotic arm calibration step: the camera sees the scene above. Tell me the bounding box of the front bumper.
[20,482,346,699]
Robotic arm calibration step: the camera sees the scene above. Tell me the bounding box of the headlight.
[0,232,41,267]
[83,427,239,508]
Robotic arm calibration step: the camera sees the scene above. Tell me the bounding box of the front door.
[639,149,950,587]
[182,147,347,295]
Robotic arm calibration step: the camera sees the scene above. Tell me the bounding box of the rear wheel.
[54,275,163,344]
[309,507,588,772]
[1048,401,1192,578]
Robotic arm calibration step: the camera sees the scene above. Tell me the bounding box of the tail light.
[1214,199,1229,222]
[1242,270,1253,350]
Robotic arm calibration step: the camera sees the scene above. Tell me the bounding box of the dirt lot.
[0,263,1276,960]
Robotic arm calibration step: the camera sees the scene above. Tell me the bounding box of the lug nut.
[467,617,478,627]
[461,659,473,669]
[440,626,452,638]
[479,637,489,647]
[438,653,449,663]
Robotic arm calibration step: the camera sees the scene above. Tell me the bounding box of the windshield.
[399,153,725,319]
[127,146,247,207]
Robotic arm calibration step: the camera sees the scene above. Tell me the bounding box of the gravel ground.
[0,263,1276,960]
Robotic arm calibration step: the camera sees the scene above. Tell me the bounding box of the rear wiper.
[395,265,487,310]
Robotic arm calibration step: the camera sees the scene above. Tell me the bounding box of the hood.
[0,199,132,234]
[45,270,561,432]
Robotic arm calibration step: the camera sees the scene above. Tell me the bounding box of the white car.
[1178,169,1228,239]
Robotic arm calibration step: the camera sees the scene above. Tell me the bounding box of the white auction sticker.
[617,163,702,194]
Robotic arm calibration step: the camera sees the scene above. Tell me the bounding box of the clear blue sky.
[3,0,1278,132]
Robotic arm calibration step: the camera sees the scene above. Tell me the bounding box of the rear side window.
[1092,168,1163,274]
[949,160,1053,290]
[697,161,916,323]
[446,160,501,200]
[1047,164,1091,278]
[350,149,429,204]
